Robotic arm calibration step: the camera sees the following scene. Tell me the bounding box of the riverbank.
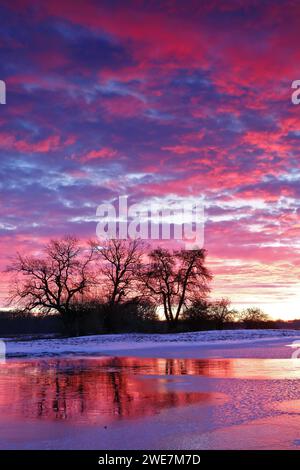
[3,329,300,359]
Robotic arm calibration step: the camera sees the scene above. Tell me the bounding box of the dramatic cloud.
[1,0,300,317]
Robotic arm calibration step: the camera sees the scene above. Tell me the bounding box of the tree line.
[5,236,270,335]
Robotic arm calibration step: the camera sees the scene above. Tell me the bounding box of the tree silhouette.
[208,298,235,329]
[238,307,270,328]
[142,247,212,327]
[7,236,94,327]
[92,238,144,306]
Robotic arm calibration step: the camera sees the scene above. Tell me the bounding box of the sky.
[1,0,300,319]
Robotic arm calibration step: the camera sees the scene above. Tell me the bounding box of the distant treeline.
[0,302,298,337]
[3,236,293,337]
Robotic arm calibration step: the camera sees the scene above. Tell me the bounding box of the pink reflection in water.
[0,357,226,425]
[0,356,298,426]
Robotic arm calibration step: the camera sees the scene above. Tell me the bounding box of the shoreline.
[3,329,300,359]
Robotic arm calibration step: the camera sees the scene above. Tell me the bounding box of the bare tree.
[208,298,236,329]
[7,236,95,326]
[238,307,269,328]
[142,247,212,328]
[181,299,210,323]
[92,239,144,307]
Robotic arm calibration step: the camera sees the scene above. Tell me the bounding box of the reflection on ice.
[0,356,299,426]
[0,357,227,424]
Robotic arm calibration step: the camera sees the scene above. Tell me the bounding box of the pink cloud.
[78,147,118,163]
[0,133,75,153]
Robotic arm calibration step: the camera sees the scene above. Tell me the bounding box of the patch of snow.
[2,329,300,358]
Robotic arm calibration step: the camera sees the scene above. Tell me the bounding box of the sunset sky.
[1,0,300,319]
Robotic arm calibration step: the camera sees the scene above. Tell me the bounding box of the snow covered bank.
[2,329,300,359]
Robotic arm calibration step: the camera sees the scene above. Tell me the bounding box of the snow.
[3,328,300,358]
